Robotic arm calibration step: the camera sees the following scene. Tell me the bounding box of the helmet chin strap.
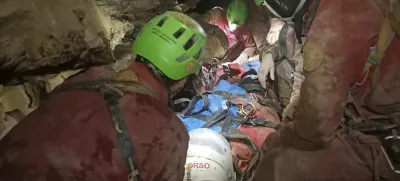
[263,0,307,24]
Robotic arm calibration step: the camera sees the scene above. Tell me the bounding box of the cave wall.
[0,0,177,85]
[0,0,177,138]
[0,0,232,139]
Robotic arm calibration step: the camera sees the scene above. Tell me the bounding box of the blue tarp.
[178,60,260,132]
[242,60,260,72]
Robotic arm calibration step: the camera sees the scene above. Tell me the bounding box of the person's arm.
[257,24,289,84]
[281,24,304,104]
[247,3,270,59]
[232,28,257,65]
[241,28,257,57]
[280,24,305,119]
[262,40,286,63]
[289,50,304,104]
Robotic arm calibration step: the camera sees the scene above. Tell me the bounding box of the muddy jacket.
[0,63,189,181]
[201,7,256,59]
[246,1,304,104]
[271,23,304,105]
[246,1,271,57]
[254,0,400,180]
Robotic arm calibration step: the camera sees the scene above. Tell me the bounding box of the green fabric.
[254,0,264,6]
[227,0,249,26]
[132,11,207,80]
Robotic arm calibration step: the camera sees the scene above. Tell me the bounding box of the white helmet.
[183,128,236,181]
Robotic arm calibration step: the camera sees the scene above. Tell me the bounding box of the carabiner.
[240,102,256,115]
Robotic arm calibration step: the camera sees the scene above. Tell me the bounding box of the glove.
[233,53,249,65]
[258,53,275,89]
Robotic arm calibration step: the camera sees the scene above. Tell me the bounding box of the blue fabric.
[213,80,247,94]
[178,80,252,132]
[179,60,261,133]
[242,60,260,72]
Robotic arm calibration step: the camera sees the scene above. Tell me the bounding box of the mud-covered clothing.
[254,0,400,180]
[246,0,271,57]
[201,7,256,60]
[246,0,304,105]
[0,63,189,181]
[270,23,304,105]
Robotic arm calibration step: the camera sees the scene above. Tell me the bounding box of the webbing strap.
[278,23,290,56]
[201,110,230,130]
[239,82,266,93]
[303,0,321,36]
[182,94,210,116]
[364,0,400,114]
[182,91,279,129]
[364,0,400,73]
[263,0,307,22]
[211,91,247,102]
[52,80,148,181]
[220,128,261,180]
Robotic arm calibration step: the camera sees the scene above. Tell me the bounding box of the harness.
[358,0,400,115]
[264,0,320,44]
[180,88,280,180]
[346,1,400,176]
[51,79,158,181]
[263,0,307,23]
[239,70,283,113]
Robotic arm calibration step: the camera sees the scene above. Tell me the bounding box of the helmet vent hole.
[184,35,198,50]
[173,28,186,39]
[157,16,168,27]
[194,48,203,60]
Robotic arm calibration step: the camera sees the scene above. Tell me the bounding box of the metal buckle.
[381,135,400,174]
[238,103,256,125]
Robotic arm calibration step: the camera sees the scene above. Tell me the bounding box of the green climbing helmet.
[132,11,207,80]
[226,0,249,26]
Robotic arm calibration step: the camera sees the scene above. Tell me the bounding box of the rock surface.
[0,0,177,85]
[0,0,177,138]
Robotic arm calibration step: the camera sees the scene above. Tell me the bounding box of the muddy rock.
[0,0,179,138]
[0,0,178,85]
[0,69,83,139]
[112,43,136,72]
[106,0,178,43]
[0,0,114,84]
